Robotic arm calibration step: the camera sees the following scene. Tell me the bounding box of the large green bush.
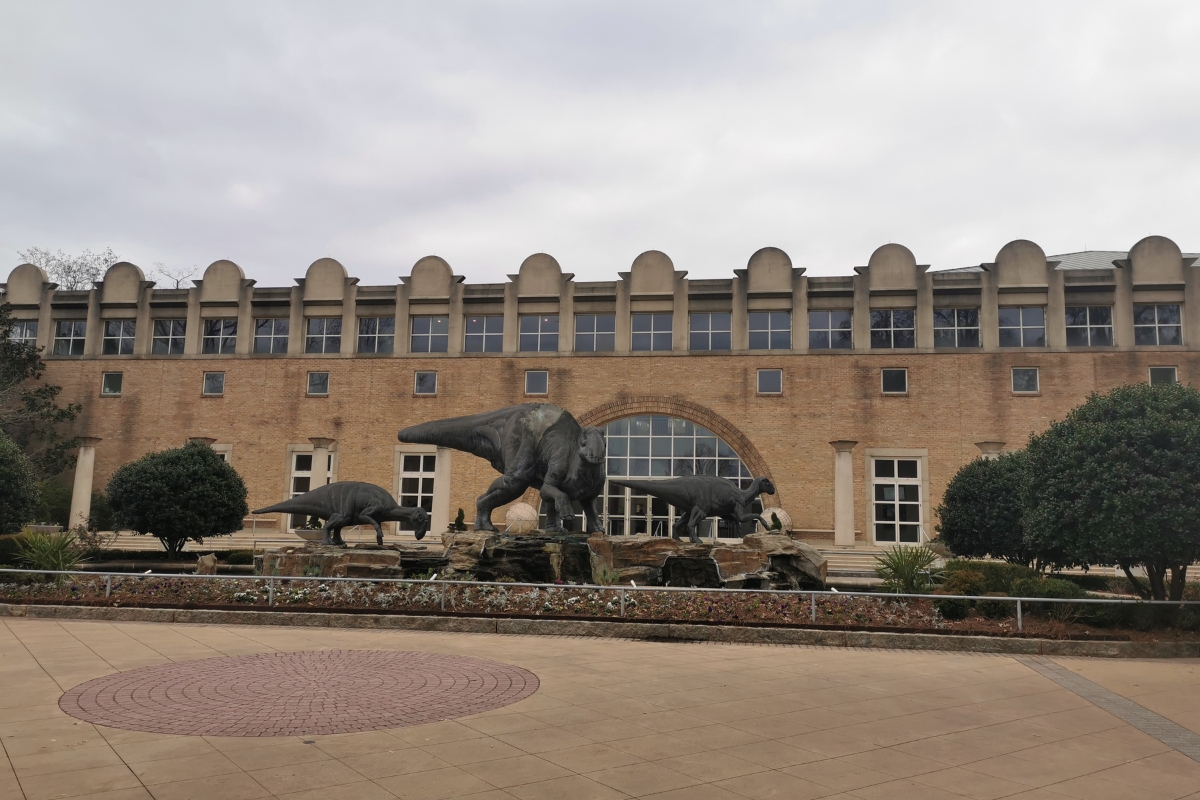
[106,442,248,556]
[0,434,39,534]
[942,559,1039,594]
[935,452,1033,565]
[1023,383,1200,600]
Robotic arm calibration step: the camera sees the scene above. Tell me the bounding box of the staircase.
[816,547,885,589]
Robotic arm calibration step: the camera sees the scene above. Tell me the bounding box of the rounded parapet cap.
[631,250,675,272]
[199,260,245,301]
[628,250,678,294]
[406,255,456,298]
[994,239,1046,265]
[4,263,49,304]
[1128,236,1185,284]
[516,253,565,295]
[100,262,147,304]
[303,258,349,301]
[866,243,916,271]
[745,247,797,292]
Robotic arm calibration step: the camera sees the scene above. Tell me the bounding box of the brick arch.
[576,396,777,502]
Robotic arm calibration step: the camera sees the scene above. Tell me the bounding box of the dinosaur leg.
[539,482,574,533]
[476,475,528,532]
[685,506,707,544]
[358,511,385,546]
[582,495,604,534]
[671,509,690,540]
[322,513,350,546]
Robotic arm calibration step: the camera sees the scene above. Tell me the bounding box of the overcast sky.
[2,1,1197,286]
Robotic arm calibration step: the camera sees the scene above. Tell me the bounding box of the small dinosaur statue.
[253,481,429,546]
[606,476,777,543]
[398,403,606,533]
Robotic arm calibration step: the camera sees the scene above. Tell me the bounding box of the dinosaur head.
[757,477,777,496]
[578,426,606,465]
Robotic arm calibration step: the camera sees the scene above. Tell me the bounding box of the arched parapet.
[512,253,570,297]
[742,247,799,293]
[301,257,352,301]
[1128,235,1186,286]
[990,240,1049,286]
[197,260,246,302]
[624,250,682,295]
[403,255,461,298]
[3,263,50,305]
[100,262,148,305]
[855,243,925,290]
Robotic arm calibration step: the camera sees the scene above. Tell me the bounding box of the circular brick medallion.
[59,650,539,737]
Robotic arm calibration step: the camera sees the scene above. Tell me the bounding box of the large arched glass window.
[541,415,763,538]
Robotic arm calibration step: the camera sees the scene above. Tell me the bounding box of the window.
[757,369,782,394]
[881,368,908,394]
[53,320,87,356]
[8,320,37,345]
[1134,304,1182,346]
[307,371,329,395]
[289,451,332,530]
[525,370,548,395]
[1012,367,1039,393]
[102,320,136,355]
[254,318,289,353]
[399,454,436,533]
[632,313,672,351]
[100,372,122,396]
[998,307,1045,347]
[201,318,237,354]
[357,317,395,354]
[575,314,615,352]
[933,308,980,348]
[414,371,437,395]
[305,317,342,353]
[749,311,791,350]
[808,310,852,349]
[202,372,225,396]
[464,315,503,352]
[519,315,559,352]
[1150,366,1178,386]
[688,313,731,351]
[1065,306,1113,347]
[152,319,186,354]
[873,458,922,544]
[870,309,915,349]
[410,316,449,353]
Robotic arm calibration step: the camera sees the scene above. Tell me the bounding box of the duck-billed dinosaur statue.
[398,403,606,534]
[606,475,777,543]
[253,481,429,545]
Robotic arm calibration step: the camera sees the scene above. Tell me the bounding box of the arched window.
[540,414,763,538]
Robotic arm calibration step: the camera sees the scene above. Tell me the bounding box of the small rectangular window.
[1012,367,1039,393]
[689,312,732,351]
[254,318,289,353]
[101,372,123,396]
[808,310,853,349]
[414,371,437,395]
[1134,304,1183,346]
[202,372,225,396]
[152,319,186,354]
[525,370,548,395]
[1065,306,1113,347]
[357,317,396,354]
[202,318,237,354]
[8,320,37,345]
[999,306,1046,347]
[305,317,342,354]
[307,371,330,395]
[881,368,908,394]
[870,310,915,349]
[53,319,87,356]
[465,315,504,352]
[757,368,783,394]
[102,320,136,355]
[519,315,559,352]
[748,311,791,350]
[574,314,615,352]
[631,313,673,351]
[410,317,449,353]
[1150,366,1178,386]
[933,308,980,348]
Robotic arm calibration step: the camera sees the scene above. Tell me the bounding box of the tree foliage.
[0,303,80,476]
[935,452,1036,566]
[1023,383,1200,601]
[106,442,249,556]
[0,433,39,534]
[17,247,119,291]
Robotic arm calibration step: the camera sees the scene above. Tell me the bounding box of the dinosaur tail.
[252,497,322,516]
[398,410,505,457]
[606,478,667,494]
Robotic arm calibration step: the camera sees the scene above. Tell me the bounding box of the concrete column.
[502,283,518,353]
[1113,263,1134,349]
[340,283,358,355]
[792,272,808,352]
[830,440,858,547]
[432,447,453,534]
[615,280,631,352]
[235,280,255,355]
[68,437,102,529]
[1046,267,1066,349]
[309,438,335,487]
[183,286,201,355]
[394,284,410,356]
[731,275,748,351]
[558,275,574,353]
[447,283,464,355]
[974,441,1005,460]
[287,286,304,354]
[672,276,689,351]
[980,266,999,351]
[916,272,935,350]
[852,275,870,352]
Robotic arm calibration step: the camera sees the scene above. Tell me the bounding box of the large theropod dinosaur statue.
[398,403,606,534]
[607,475,777,543]
[253,481,429,546]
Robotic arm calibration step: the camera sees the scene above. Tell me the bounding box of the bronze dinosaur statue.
[398,403,606,533]
[607,475,776,542]
[253,481,429,545]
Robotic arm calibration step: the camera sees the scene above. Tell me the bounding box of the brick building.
[2,236,1195,547]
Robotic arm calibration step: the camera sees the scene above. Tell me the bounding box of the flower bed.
[1,574,1197,642]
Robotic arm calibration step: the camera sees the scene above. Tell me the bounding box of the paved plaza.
[1,620,1198,800]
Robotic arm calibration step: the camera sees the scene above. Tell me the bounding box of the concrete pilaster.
[831,440,858,547]
[68,437,101,529]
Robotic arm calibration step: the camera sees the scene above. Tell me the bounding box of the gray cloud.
[1,0,1197,287]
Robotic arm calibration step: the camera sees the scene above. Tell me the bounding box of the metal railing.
[1,568,1196,634]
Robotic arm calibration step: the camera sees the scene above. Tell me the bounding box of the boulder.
[442,530,592,583]
[261,543,446,579]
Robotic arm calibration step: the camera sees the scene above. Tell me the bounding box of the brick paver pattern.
[58,649,539,736]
